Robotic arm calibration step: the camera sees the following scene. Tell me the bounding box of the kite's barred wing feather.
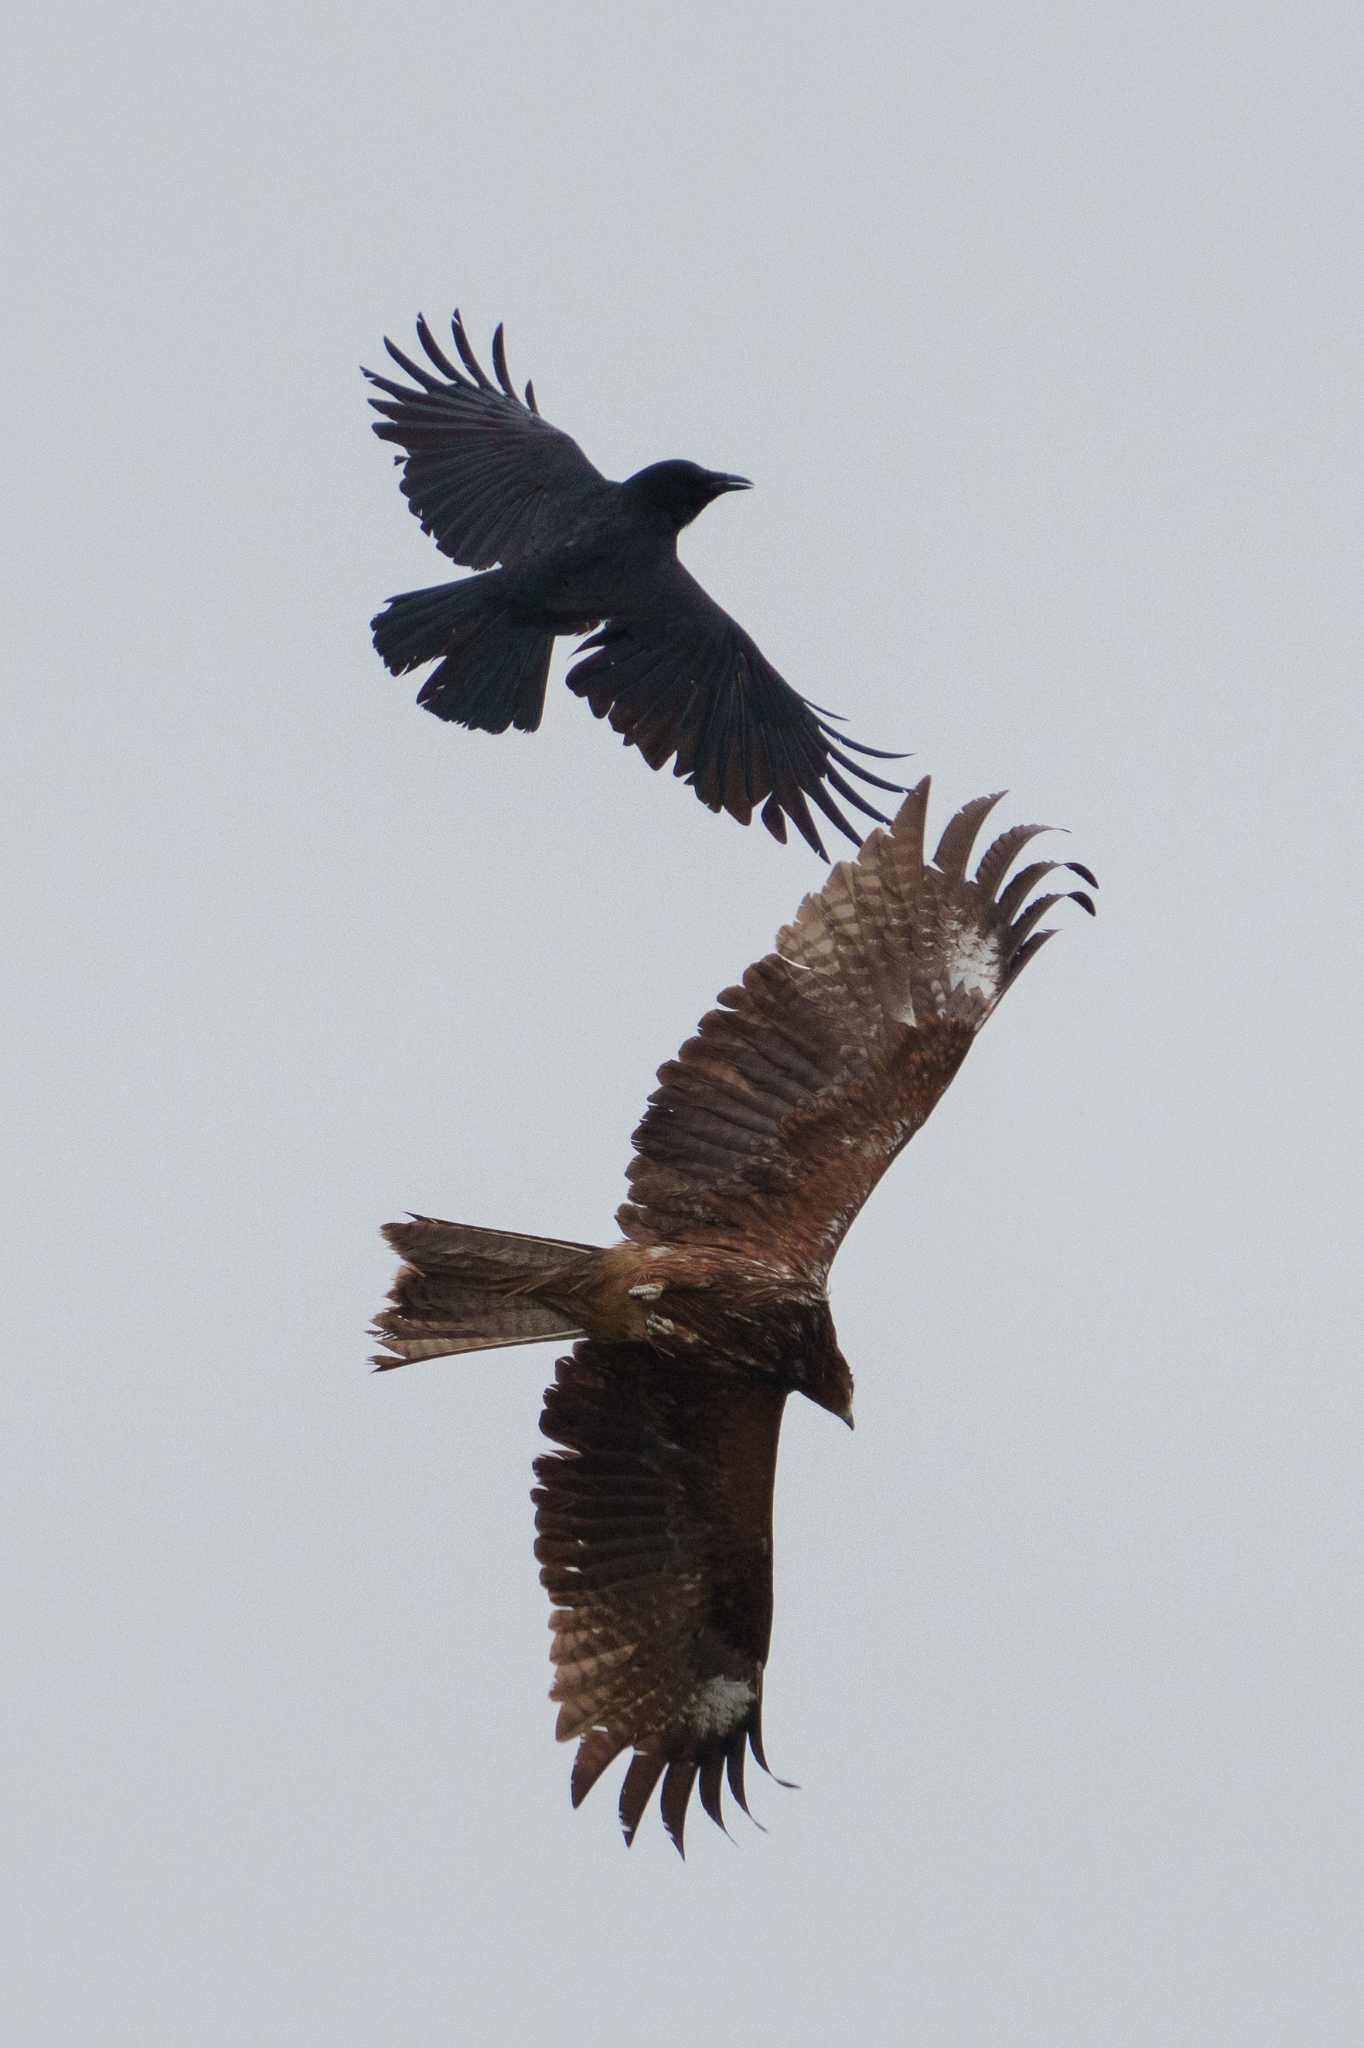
[534,1342,790,1855]
[617,778,1095,1270]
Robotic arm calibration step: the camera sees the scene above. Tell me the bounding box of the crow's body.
[366,312,902,855]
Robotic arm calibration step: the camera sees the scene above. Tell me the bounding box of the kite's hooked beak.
[810,1346,855,1431]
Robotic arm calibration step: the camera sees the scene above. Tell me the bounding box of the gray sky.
[6,2,1362,2041]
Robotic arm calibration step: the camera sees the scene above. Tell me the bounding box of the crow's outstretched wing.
[617,781,1096,1275]
[365,312,609,569]
[568,562,904,857]
[534,1340,790,1855]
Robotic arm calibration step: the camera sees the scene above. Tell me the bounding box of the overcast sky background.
[6,3,1361,2041]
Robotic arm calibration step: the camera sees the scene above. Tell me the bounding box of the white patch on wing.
[945,915,1001,999]
[686,1676,755,1737]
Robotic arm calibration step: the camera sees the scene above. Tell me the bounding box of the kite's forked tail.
[371,1217,598,1369]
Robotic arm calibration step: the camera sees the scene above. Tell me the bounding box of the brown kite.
[372,780,1095,1851]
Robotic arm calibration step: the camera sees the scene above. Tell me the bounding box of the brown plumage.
[372,780,1095,1852]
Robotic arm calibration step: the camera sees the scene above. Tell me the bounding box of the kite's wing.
[617,780,1096,1277]
[534,1339,791,1855]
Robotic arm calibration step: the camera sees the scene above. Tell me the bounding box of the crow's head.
[624,459,752,532]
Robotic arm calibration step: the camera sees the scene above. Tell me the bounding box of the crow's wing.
[365,312,609,569]
[534,1340,790,1855]
[567,562,905,857]
[616,781,1096,1277]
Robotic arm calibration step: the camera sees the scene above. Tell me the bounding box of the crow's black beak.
[714,473,753,493]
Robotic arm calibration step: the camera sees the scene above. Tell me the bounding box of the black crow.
[365,311,903,856]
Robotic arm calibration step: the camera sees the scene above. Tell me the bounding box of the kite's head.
[813,1346,856,1432]
[625,459,752,532]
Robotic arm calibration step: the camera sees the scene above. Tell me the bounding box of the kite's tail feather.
[371,576,553,734]
[370,1217,598,1368]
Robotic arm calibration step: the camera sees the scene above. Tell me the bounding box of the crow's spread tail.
[371,578,554,735]
[371,1217,598,1368]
